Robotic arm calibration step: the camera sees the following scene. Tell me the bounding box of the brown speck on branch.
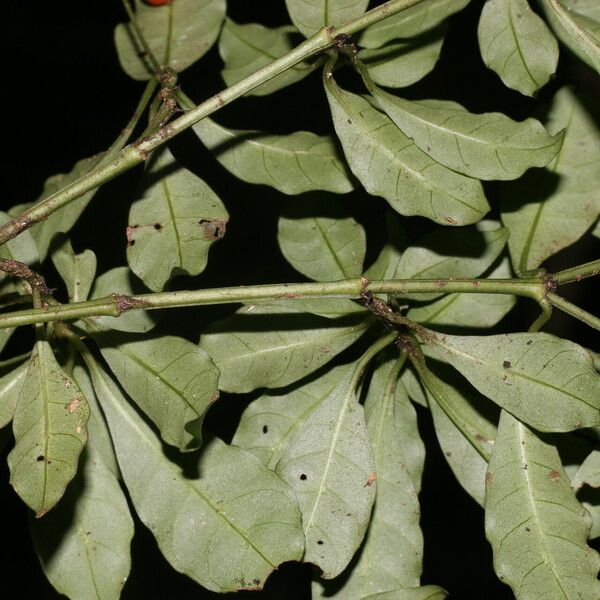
[113,294,151,315]
[0,259,53,295]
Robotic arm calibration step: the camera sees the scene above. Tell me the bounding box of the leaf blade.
[286,0,369,38]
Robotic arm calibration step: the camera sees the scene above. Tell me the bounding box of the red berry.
[143,0,172,6]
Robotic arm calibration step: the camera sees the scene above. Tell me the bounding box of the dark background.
[1,1,598,598]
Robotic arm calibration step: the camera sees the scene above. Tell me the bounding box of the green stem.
[121,0,161,74]
[350,332,399,390]
[0,0,425,248]
[0,276,544,330]
[547,292,600,332]
[552,258,600,285]
[528,299,553,332]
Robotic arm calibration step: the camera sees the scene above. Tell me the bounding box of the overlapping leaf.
[315,358,425,597]
[0,209,38,266]
[359,27,445,88]
[286,0,369,37]
[200,304,370,393]
[275,360,376,579]
[359,0,470,47]
[127,147,228,292]
[418,364,496,505]
[193,117,354,195]
[572,450,600,491]
[485,410,600,599]
[278,207,366,281]
[408,259,516,328]
[324,71,488,225]
[370,90,563,181]
[87,267,155,333]
[395,221,508,300]
[257,298,366,320]
[0,362,28,429]
[91,363,304,593]
[539,0,600,76]
[93,331,219,451]
[219,19,315,96]
[8,341,89,516]
[115,0,226,80]
[501,87,600,273]
[362,588,447,600]
[233,365,344,468]
[422,331,600,432]
[478,0,559,96]
[51,237,96,303]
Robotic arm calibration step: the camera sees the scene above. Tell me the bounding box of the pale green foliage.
[92,362,304,592]
[485,411,600,599]
[370,91,564,180]
[115,0,226,80]
[278,206,366,281]
[194,117,354,195]
[359,0,470,47]
[478,0,559,97]
[275,359,376,579]
[286,0,369,37]
[501,87,600,273]
[95,332,219,451]
[359,28,445,88]
[539,0,600,76]
[4,1,600,597]
[423,331,600,432]
[51,237,96,303]
[219,19,315,95]
[419,365,496,505]
[127,147,228,291]
[8,342,89,516]
[200,304,369,393]
[315,358,425,597]
[324,71,489,225]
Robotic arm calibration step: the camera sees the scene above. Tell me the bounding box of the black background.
[0,1,598,598]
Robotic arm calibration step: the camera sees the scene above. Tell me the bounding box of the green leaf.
[408,258,516,328]
[362,588,448,600]
[285,0,369,38]
[422,331,600,432]
[418,365,496,506]
[51,237,96,303]
[200,304,370,393]
[93,331,219,452]
[127,147,228,292]
[73,366,120,478]
[91,363,304,593]
[29,155,103,261]
[87,267,156,333]
[219,19,315,96]
[370,90,563,180]
[8,341,89,516]
[485,410,600,599]
[593,219,600,239]
[539,0,600,76]
[0,210,39,267]
[315,358,425,597]
[401,366,428,408]
[30,446,134,600]
[359,0,470,47]
[193,117,354,195]
[358,27,445,89]
[275,360,376,579]
[324,73,488,226]
[396,221,508,300]
[115,0,226,80]
[571,450,600,491]
[501,87,600,273]
[0,362,28,429]
[277,203,366,281]
[478,0,559,97]
[233,365,344,468]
